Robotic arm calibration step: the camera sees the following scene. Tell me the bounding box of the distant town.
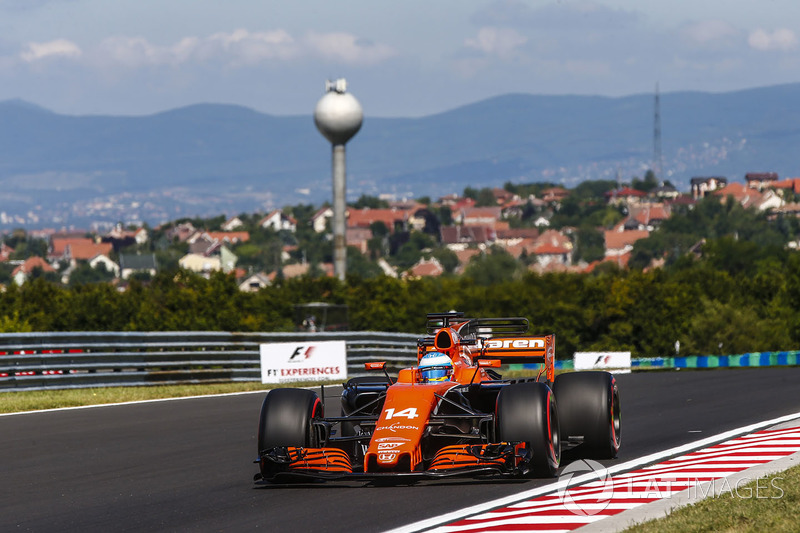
[2,170,799,290]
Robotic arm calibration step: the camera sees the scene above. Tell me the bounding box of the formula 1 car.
[255,312,621,482]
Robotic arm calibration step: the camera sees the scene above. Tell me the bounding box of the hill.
[1,83,800,228]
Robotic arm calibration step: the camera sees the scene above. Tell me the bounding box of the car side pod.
[553,371,621,459]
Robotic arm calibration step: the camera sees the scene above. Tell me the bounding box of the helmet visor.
[422,366,449,382]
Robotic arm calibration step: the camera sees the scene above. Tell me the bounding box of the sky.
[1,0,799,118]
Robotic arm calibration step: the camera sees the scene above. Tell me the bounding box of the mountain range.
[1,82,800,229]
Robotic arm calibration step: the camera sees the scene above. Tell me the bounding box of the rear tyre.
[554,371,620,458]
[496,382,560,477]
[257,388,322,478]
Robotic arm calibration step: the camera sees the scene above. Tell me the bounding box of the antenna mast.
[653,82,663,182]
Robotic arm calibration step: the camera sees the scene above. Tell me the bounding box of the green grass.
[0,381,340,414]
[624,466,800,532]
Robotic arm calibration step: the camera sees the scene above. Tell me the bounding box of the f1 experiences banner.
[259,341,347,384]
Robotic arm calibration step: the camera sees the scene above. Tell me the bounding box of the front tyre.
[257,388,322,479]
[496,382,560,477]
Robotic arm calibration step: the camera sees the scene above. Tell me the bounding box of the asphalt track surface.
[2,367,800,532]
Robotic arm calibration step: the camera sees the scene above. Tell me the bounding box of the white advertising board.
[260,340,348,384]
[574,351,632,374]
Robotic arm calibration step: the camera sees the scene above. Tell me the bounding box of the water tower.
[314,78,363,281]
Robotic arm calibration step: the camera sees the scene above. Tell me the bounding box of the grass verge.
[624,464,800,532]
[0,381,341,414]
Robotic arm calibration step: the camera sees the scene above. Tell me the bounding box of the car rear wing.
[426,313,529,336]
[476,334,556,382]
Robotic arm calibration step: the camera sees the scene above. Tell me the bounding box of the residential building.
[404,257,445,278]
[88,254,120,278]
[690,177,728,199]
[605,187,647,206]
[238,272,271,292]
[311,207,333,233]
[745,172,779,191]
[119,254,158,280]
[260,210,297,233]
[12,256,56,285]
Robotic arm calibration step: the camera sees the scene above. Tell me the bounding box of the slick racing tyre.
[496,382,560,478]
[257,388,322,478]
[553,371,620,459]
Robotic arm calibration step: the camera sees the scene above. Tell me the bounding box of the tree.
[475,188,497,207]
[632,170,658,192]
[432,247,459,274]
[351,195,389,209]
[573,225,605,263]
[463,247,523,286]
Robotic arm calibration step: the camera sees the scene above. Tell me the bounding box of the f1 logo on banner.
[259,341,347,384]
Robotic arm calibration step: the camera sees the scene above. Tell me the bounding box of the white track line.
[0,388,269,417]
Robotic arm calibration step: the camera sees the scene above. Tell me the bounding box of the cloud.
[20,39,81,62]
[206,29,298,65]
[0,0,76,12]
[464,27,527,59]
[52,29,394,70]
[304,32,396,66]
[472,0,640,31]
[682,20,740,49]
[748,28,798,51]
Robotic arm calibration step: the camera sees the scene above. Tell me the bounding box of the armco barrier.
[2,332,797,392]
[0,331,419,392]
[633,351,800,369]
[511,350,800,372]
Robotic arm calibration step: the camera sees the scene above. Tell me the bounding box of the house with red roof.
[771,178,800,196]
[628,203,671,230]
[713,182,783,211]
[346,208,409,233]
[532,230,573,268]
[604,228,649,264]
[541,187,570,203]
[50,237,113,265]
[404,257,445,279]
[441,225,496,247]
[12,256,56,285]
[0,243,14,262]
[605,187,647,206]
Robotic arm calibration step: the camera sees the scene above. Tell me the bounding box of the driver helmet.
[418,351,454,383]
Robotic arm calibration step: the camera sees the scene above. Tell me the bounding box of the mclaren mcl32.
[255,312,621,482]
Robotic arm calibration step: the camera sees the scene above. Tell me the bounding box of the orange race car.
[255,312,621,482]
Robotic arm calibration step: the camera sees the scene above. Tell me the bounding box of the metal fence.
[0,331,420,392]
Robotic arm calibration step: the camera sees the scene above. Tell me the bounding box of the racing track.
[2,367,800,532]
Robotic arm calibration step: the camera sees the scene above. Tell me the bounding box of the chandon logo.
[375,423,419,433]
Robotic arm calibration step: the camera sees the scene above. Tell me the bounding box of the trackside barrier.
[0,331,419,392]
[512,350,800,372]
[633,351,800,369]
[2,331,797,392]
